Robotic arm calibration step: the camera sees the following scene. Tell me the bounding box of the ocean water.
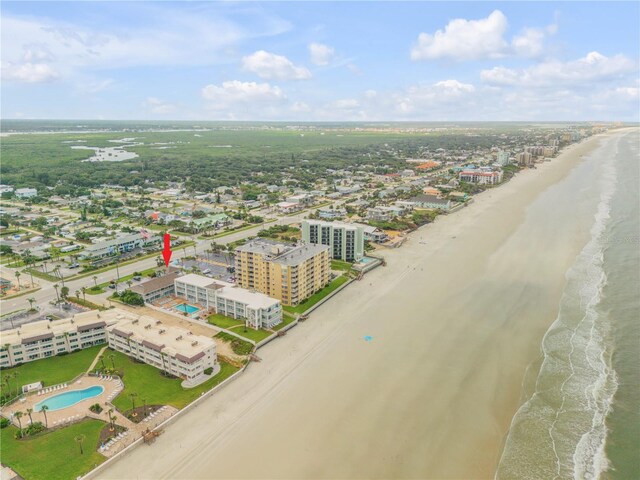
[496,130,640,480]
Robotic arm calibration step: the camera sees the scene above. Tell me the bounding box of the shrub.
[0,417,10,428]
[89,403,103,414]
[204,367,213,375]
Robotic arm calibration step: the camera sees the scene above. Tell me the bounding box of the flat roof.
[174,273,219,289]
[236,239,329,266]
[107,313,215,360]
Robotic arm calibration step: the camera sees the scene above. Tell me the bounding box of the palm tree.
[41,405,49,428]
[126,280,133,289]
[14,411,24,437]
[92,276,98,287]
[81,286,87,301]
[27,297,36,311]
[3,375,12,399]
[53,283,60,302]
[25,269,34,288]
[108,353,116,370]
[142,397,148,418]
[14,271,21,290]
[75,434,86,455]
[75,289,81,300]
[12,372,19,398]
[26,408,34,425]
[130,392,138,416]
[108,408,116,431]
[98,354,106,370]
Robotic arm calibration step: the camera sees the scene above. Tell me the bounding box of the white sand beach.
[97,132,619,480]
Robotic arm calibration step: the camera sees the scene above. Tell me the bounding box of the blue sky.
[1,1,638,121]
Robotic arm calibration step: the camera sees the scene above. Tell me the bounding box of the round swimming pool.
[35,385,104,412]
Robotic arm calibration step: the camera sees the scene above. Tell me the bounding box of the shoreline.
[96,131,617,480]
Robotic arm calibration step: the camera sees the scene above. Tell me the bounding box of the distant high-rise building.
[496,151,510,166]
[516,152,534,166]
[301,220,365,262]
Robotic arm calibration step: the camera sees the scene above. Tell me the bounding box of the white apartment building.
[0,310,119,368]
[301,220,365,261]
[174,274,282,329]
[458,170,504,185]
[79,232,160,259]
[14,188,38,198]
[107,313,217,381]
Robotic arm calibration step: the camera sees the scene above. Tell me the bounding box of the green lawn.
[227,326,274,343]
[330,259,353,271]
[207,313,244,329]
[283,275,350,315]
[215,332,254,356]
[0,345,103,396]
[107,349,240,411]
[0,419,106,480]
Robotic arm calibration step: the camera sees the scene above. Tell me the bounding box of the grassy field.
[330,259,353,271]
[207,313,244,329]
[0,419,106,480]
[283,275,350,315]
[228,326,274,343]
[0,345,103,396]
[106,349,240,411]
[215,332,254,356]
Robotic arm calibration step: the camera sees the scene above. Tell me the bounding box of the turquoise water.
[35,385,104,412]
[175,303,199,314]
[496,130,640,479]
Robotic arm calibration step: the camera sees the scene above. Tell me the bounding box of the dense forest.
[0,123,548,193]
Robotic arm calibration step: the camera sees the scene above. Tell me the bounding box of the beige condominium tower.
[234,239,330,306]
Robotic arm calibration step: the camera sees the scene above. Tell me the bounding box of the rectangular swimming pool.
[175,303,200,314]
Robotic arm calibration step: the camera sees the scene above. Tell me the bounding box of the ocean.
[496,130,640,480]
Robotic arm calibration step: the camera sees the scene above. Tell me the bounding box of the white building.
[459,170,504,185]
[496,151,510,166]
[174,274,282,329]
[14,188,38,198]
[107,313,217,381]
[79,232,160,259]
[301,220,364,261]
[0,310,119,368]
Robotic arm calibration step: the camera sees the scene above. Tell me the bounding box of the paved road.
[0,205,324,325]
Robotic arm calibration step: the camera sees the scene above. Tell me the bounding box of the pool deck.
[1,375,121,428]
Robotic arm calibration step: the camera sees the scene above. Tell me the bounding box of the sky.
[1,1,639,121]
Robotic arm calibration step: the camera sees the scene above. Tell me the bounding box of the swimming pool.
[35,385,104,412]
[175,303,200,314]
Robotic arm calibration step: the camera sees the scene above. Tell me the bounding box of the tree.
[60,286,69,300]
[81,286,87,301]
[27,297,36,311]
[24,269,35,288]
[2,375,12,399]
[41,405,49,428]
[130,392,138,415]
[108,353,116,370]
[14,271,21,290]
[53,283,60,302]
[92,276,98,287]
[108,408,116,431]
[14,411,24,437]
[26,408,34,425]
[75,289,81,300]
[75,434,86,455]
[98,354,106,370]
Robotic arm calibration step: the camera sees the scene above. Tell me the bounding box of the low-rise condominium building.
[174,273,282,329]
[106,312,216,381]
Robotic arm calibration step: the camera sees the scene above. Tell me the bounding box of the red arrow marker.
[162,233,172,267]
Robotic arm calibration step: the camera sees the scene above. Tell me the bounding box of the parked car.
[133,276,141,281]
[69,263,80,269]
[108,284,116,289]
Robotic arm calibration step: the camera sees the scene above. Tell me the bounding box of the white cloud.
[143,97,176,114]
[481,51,637,86]
[411,10,508,61]
[0,6,291,80]
[1,62,58,83]
[411,10,559,61]
[291,101,310,112]
[242,50,311,80]
[202,80,285,109]
[308,42,335,66]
